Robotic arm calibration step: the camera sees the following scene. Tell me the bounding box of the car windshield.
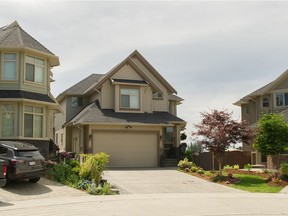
[14,150,42,158]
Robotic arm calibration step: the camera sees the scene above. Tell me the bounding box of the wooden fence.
[193,151,251,170]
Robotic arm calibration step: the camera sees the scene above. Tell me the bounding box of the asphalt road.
[0,169,287,215]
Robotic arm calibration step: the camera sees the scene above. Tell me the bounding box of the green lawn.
[229,173,284,193]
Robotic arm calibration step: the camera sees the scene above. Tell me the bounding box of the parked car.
[0,159,7,187]
[0,141,45,186]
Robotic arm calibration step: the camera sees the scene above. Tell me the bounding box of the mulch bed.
[186,169,288,188]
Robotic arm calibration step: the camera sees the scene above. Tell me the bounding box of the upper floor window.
[153,91,163,100]
[3,53,16,80]
[262,96,270,108]
[25,56,45,84]
[120,87,140,109]
[71,96,83,107]
[24,105,44,138]
[1,104,15,137]
[276,93,288,107]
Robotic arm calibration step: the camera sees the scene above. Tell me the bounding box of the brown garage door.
[93,131,158,167]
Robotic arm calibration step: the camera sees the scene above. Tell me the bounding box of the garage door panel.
[93,131,158,167]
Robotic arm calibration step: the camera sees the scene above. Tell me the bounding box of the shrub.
[184,149,193,162]
[280,163,288,179]
[87,182,114,195]
[79,152,109,184]
[190,166,199,173]
[77,179,93,190]
[211,175,227,182]
[244,163,252,171]
[53,163,72,184]
[223,165,233,170]
[197,169,205,175]
[233,164,239,170]
[177,158,195,170]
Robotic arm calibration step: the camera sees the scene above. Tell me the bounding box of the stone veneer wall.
[267,154,288,169]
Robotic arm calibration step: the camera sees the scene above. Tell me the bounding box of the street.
[0,193,288,216]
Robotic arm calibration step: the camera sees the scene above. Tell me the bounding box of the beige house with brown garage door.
[54,50,186,167]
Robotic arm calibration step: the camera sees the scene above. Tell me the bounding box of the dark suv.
[0,141,45,186]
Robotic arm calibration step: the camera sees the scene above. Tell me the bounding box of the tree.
[193,109,254,175]
[254,113,288,156]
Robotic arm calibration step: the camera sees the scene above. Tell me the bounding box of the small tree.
[193,109,254,175]
[254,113,288,156]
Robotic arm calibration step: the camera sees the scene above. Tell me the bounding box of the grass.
[228,173,284,193]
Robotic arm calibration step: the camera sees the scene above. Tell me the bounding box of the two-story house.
[55,50,186,167]
[234,69,288,165]
[0,21,60,158]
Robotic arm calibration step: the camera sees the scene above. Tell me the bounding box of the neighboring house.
[55,50,186,167]
[234,69,288,164]
[0,21,60,158]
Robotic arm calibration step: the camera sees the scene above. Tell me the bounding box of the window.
[276,93,288,107]
[24,106,44,138]
[164,127,174,149]
[71,97,83,107]
[245,105,249,114]
[262,97,270,108]
[25,56,45,83]
[1,104,15,137]
[3,53,16,80]
[120,88,140,109]
[0,147,7,155]
[153,91,163,100]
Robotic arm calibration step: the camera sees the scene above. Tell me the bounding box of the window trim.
[71,96,83,107]
[275,92,288,107]
[24,55,46,85]
[23,105,45,139]
[119,86,141,110]
[153,91,163,100]
[1,52,18,81]
[0,104,16,138]
[262,96,270,108]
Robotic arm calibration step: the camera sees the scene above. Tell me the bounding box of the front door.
[164,127,176,158]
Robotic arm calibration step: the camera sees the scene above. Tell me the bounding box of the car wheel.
[29,177,40,183]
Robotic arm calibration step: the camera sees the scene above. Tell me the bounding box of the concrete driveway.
[0,178,87,202]
[103,168,245,194]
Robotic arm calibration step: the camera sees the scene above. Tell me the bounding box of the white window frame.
[23,105,45,138]
[120,87,140,110]
[262,96,270,108]
[25,55,45,84]
[275,92,288,107]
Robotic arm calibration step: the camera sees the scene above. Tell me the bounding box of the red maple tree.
[193,109,254,175]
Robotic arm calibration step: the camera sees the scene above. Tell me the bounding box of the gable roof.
[66,100,186,127]
[0,21,59,66]
[84,50,177,94]
[56,74,105,102]
[234,69,288,106]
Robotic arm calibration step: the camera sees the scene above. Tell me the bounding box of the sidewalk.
[1,193,288,216]
[280,185,288,193]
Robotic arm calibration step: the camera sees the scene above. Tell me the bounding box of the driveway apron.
[103,168,245,194]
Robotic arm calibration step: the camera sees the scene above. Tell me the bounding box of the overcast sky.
[1,1,288,141]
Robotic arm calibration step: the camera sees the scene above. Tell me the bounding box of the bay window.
[120,87,140,109]
[1,104,15,137]
[3,53,16,80]
[25,56,45,83]
[24,106,44,138]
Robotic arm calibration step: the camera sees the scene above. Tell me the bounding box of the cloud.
[1,1,288,136]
